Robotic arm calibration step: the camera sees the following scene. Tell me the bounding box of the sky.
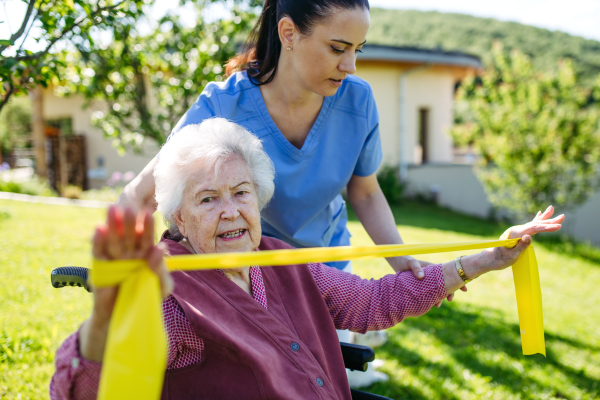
[369,0,600,42]
[2,0,600,51]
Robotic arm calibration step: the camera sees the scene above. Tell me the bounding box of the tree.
[0,95,31,156]
[367,8,600,87]
[58,1,258,153]
[452,43,600,215]
[0,0,148,113]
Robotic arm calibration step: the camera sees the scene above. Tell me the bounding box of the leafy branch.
[0,0,145,112]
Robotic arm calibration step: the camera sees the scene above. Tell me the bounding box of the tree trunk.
[31,86,47,177]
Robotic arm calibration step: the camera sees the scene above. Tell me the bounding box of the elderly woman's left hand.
[441,205,564,296]
[506,205,565,239]
[489,205,564,272]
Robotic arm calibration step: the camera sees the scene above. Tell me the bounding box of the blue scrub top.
[167,71,382,269]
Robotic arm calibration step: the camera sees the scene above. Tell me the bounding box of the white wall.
[405,71,455,163]
[355,63,456,166]
[42,90,159,188]
[406,164,492,218]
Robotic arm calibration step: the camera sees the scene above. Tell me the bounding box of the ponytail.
[225,0,369,85]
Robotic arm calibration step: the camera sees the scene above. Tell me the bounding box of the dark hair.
[225,0,369,85]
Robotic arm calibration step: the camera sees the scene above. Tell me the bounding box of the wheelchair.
[51,267,393,400]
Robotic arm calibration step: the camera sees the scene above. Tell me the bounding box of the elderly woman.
[50,118,564,399]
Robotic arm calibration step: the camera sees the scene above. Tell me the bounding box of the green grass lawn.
[0,199,598,399]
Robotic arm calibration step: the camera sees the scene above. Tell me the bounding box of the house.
[355,45,493,218]
[355,45,481,170]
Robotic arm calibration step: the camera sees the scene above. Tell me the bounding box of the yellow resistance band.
[91,238,544,400]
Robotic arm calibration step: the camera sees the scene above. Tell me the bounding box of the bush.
[377,165,405,205]
[0,180,22,193]
[0,96,32,155]
[452,44,600,216]
[0,177,57,197]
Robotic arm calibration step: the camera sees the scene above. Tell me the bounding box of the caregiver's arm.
[347,172,429,278]
[116,157,159,211]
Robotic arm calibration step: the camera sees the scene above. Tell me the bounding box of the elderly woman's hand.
[441,205,564,295]
[506,205,565,239]
[488,205,564,272]
[79,206,173,363]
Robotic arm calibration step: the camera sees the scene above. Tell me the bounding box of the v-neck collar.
[250,82,333,161]
[161,232,268,308]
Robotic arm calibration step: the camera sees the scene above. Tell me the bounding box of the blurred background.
[1,1,599,399]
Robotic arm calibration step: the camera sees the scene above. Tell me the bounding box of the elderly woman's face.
[175,154,262,254]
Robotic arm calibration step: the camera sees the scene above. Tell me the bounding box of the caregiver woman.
[119,0,432,280]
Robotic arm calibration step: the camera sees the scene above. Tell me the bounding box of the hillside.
[368,8,600,86]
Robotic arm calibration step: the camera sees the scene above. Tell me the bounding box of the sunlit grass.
[349,203,600,399]
[0,199,598,399]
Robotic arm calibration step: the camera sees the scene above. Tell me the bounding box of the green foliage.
[59,1,258,152]
[0,0,149,112]
[451,44,600,215]
[377,165,405,205]
[0,95,32,154]
[0,180,21,193]
[367,8,600,86]
[0,177,57,196]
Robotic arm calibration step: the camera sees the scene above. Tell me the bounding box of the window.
[418,108,429,164]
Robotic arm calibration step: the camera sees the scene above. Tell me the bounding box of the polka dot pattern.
[49,328,102,400]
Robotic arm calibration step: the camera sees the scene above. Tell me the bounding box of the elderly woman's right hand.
[79,206,173,362]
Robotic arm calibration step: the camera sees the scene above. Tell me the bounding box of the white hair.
[154,118,275,237]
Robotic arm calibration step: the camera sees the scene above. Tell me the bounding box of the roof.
[357,44,482,69]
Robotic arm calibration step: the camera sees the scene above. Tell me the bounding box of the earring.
[286,46,291,51]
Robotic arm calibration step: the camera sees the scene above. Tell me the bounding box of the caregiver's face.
[291,7,370,97]
[175,154,262,254]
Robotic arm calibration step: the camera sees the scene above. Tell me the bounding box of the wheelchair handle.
[51,266,91,292]
[339,342,375,372]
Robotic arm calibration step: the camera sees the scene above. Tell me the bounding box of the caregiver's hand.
[79,206,173,363]
[392,256,467,307]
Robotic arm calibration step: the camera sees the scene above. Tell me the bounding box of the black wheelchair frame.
[51,267,393,400]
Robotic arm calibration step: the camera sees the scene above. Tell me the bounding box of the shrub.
[0,180,22,193]
[377,165,405,205]
[452,43,600,215]
[0,177,57,197]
